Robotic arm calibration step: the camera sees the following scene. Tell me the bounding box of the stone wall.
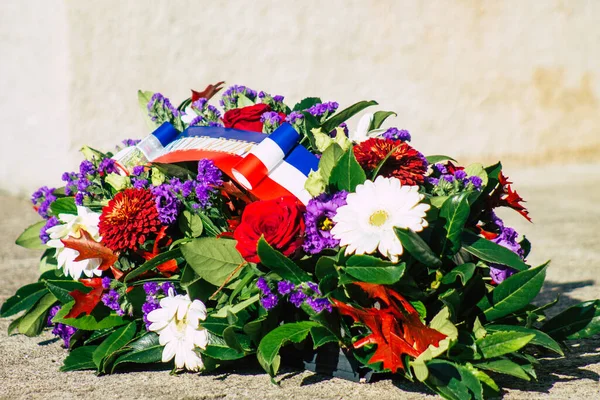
[2,0,599,195]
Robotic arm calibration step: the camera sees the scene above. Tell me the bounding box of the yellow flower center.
[319,217,335,231]
[369,210,389,227]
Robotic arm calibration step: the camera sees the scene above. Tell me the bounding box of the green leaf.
[477,262,548,321]
[475,359,530,381]
[310,326,337,348]
[50,197,77,216]
[138,90,160,129]
[485,325,563,355]
[237,94,255,107]
[257,321,319,377]
[178,210,204,238]
[344,255,405,284]
[328,147,366,192]
[201,315,243,336]
[541,300,600,340]
[112,333,163,372]
[15,220,47,250]
[369,111,397,130]
[426,155,458,164]
[292,97,322,112]
[213,294,260,318]
[125,248,182,282]
[425,359,483,400]
[18,292,57,337]
[439,193,470,256]
[201,344,245,361]
[39,249,58,273]
[394,228,442,268]
[476,331,535,358]
[462,231,529,271]
[60,345,98,372]
[44,280,88,304]
[52,301,128,330]
[181,238,244,287]
[464,163,489,190]
[256,238,311,284]
[320,100,378,133]
[318,143,344,182]
[442,263,476,286]
[0,282,47,317]
[93,322,137,369]
[315,256,337,280]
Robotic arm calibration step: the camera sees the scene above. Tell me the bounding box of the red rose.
[234,196,305,263]
[222,103,287,132]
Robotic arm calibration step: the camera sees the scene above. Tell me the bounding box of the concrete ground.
[1,163,599,400]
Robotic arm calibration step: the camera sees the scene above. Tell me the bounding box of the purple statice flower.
[256,277,270,294]
[261,111,283,133]
[101,277,112,290]
[289,290,308,308]
[31,186,57,219]
[102,290,124,316]
[260,293,279,310]
[79,160,95,176]
[277,281,295,295]
[307,102,339,119]
[208,121,224,127]
[122,138,141,147]
[306,282,321,295]
[494,227,525,258]
[98,158,118,174]
[169,178,195,198]
[433,163,448,174]
[142,300,160,330]
[152,184,181,225]
[52,323,77,347]
[454,170,467,180]
[192,98,208,111]
[306,297,333,314]
[75,192,85,206]
[427,177,440,185]
[132,178,149,189]
[197,159,223,187]
[62,172,78,196]
[285,111,304,125]
[273,95,285,103]
[488,218,524,284]
[303,191,348,254]
[143,282,160,296]
[147,93,180,122]
[76,177,91,192]
[40,216,59,244]
[189,114,205,127]
[47,305,61,326]
[220,85,258,110]
[206,105,222,119]
[469,176,483,190]
[132,165,146,176]
[161,281,176,294]
[442,174,455,183]
[382,128,411,142]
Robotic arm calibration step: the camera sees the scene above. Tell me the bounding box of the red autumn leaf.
[65,278,104,319]
[333,283,447,373]
[139,226,179,278]
[61,230,118,271]
[489,172,532,222]
[191,81,225,102]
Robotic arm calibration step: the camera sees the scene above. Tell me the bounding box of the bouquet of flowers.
[3,82,599,399]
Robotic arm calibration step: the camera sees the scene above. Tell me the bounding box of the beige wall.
[2,0,599,195]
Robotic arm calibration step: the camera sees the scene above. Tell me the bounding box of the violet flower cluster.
[189,97,223,127]
[256,278,332,314]
[285,111,305,128]
[142,281,176,330]
[487,212,525,284]
[47,305,77,347]
[147,93,181,125]
[382,127,411,142]
[427,163,483,197]
[303,191,348,254]
[258,91,287,113]
[220,85,258,111]
[261,111,284,134]
[101,277,125,316]
[31,186,56,219]
[307,101,339,122]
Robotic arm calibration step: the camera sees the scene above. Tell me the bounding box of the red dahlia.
[353,138,427,185]
[99,188,162,252]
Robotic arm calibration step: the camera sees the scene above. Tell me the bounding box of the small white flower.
[46,206,103,279]
[349,113,387,143]
[180,105,199,124]
[331,176,430,262]
[147,289,209,372]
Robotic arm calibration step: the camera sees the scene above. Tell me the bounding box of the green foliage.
[369,111,397,130]
[0,282,48,317]
[181,238,244,287]
[256,238,311,284]
[462,231,529,271]
[541,300,600,340]
[292,97,322,112]
[439,193,471,256]
[476,331,535,358]
[93,322,137,373]
[52,301,128,330]
[328,147,366,192]
[320,100,378,133]
[485,325,563,355]
[49,197,77,216]
[112,333,163,373]
[426,155,458,164]
[15,292,57,337]
[124,248,182,282]
[394,228,442,268]
[15,221,47,250]
[60,345,99,372]
[344,255,405,284]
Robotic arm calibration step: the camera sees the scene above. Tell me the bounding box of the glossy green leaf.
[475,359,530,381]
[394,228,442,268]
[476,331,535,358]
[442,263,476,286]
[369,111,397,130]
[49,197,77,216]
[320,100,378,133]
[112,343,163,372]
[257,321,319,376]
[328,147,366,192]
[201,344,246,361]
[486,325,563,355]
[292,97,322,112]
[44,280,88,304]
[181,237,245,287]
[256,238,310,284]
[462,231,529,271]
[310,326,337,348]
[477,263,548,321]
[125,248,182,282]
[0,282,47,317]
[15,220,47,250]
[315,256,337,280]
[541,300,600,340]
[18,292,57,337]
[60,345,98,372]
[52,301,128,330]
[345,255,405,284]
[178,210,203,238]
[426,155,458,164]
[439,193,471,255]
[318,143,344,182]
[92,322,137,368]
[213,294,260,318]
[425,359,483,400]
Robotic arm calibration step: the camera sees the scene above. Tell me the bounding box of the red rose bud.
[234,196,305,263]
[222,103,272,132]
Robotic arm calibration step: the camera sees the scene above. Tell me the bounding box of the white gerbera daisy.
[147,289,209,372]
[46,206,103,279]
[331,176,430,262]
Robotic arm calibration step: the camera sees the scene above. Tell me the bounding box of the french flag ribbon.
[154,123,318,204]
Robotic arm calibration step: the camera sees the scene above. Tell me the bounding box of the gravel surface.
[1,163,599,399]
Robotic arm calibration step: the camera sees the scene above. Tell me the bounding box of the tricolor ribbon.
[155,123,318,204]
